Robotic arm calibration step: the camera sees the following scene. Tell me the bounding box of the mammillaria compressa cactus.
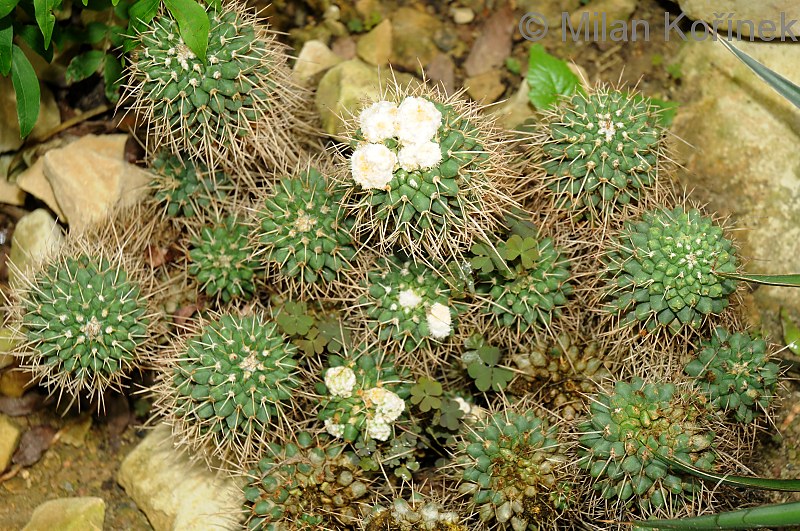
[362,496,468,531]
[685,327,780,423]
[150,151,229,218]
[602,206,739,334]
[335,85,518,264]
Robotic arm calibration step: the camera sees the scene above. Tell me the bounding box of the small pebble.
[451,7,474,25]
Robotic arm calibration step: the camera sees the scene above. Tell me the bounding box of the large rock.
[676,0,799,39]
[670,39,800,311]
[41,134,151,232]
[0,414,21,472]
[16,158,65,219]
[315,59,417,136]
[8,208,64,287]
[357,19,392,66]
[21,497,105,531]
[390,7,441,72]
[0,76,60,154]
[117,424,244,531]
[292,40,342,85]
[569,0,639,29]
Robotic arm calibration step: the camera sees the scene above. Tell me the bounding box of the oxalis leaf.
[10,44,40,138]
[504,234,539,269]
[163,0,209,62]
[715,271,800,288]
[526,43,583,110]
[410,378,442,413]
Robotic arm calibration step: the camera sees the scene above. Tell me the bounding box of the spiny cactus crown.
[20,253,148,399]
[318,351,411,443]
[170,314,300,447]
[188,216,259,303]
[603,206,738,333]
[577,377,716,512]
[542,88,662,215]
[363,497,466,531]
[150,151,228,218]
[361,256,456,351]
[255,167,356,288]
[458,410,568,529]
[685,327,780,423]
[243,432,369,530]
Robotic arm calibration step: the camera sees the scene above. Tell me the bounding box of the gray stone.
[670,38,800,311]
[292,40,342,85]
[569,0,638,29]
[117,424,243,531]
[390,7,441,72]
[357,19,392,66]
[677,0,799,38]
[451,7,475,24]
[0,76,61,154]
[21,497,105,531]
[8,208,64,288]
[0,413,21,472]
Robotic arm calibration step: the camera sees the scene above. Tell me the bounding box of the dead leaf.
[0,393,46,416]
[12,425,57,467]
[173,303,200,328]
[145,244,169,268]
[463,5,516,77]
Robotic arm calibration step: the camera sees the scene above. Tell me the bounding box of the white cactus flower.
[397,288,423,310]
[324,366,357,398]
[365,418,392,441]
[324,418,346,438]
[359,100,399,142]
[351,143,397,190]
[426,302,452,339]
[397,140,443,172]
[364,387,406,422]
[396,96,442,144]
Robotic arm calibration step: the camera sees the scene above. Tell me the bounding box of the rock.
[0,76,61,154]
[518,0,582,26]
[16,158,65,219]
[331,36,357,60]
[42,134,152,232]
[426,53,456,95]
[357,19,392,66]
[0,176,24,206]
[390,7,441,72]
[117,424,244,531]
[463,5,516,77]
[491,79,536,130]
[316,59,418,136]
[59,414,93,447]
[0,328,16,370]
[451,7,475,24]
[8,208,64,287]
[292,40,342,85]
[21,497,105,531]
[0,413,21,472]
[676,0,799,39]
[0,369,33,398]
[355,0,386,20]
[465,69,506,103]
[670,39,800,312]
[569,0,638,28]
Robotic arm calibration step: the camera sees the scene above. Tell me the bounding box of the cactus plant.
[334,84,519,265]
[537,86,664,219]
[363,496,469,531]
[577,377,718,513]
[253,166,357,297]
[456,408,571,530]
[10,251,150,409]
[188,216,259,303]
[153,312,301,464]
[684,327,780,424]
[124,3,308,171]
[150,151,229,218]
[601,206,739,334]
[242,432,371,529]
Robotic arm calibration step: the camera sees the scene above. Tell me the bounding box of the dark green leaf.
[33,0,60,49]
[10,44,40,138]
[103,53,124,103]
[526,43,583,110]
[84,21,109,44]
[504,234,539,269]
[720,38,800,110]
[163,0,209,62]
[0,0,19,19]
[316,317,351,353]
[66,49,104,83]
[0,17,11,76]
[477,345,502,366]
[715,271,800,288]
[16,24,53,62]
[275,300,314,336]
[634,501,800,529]
[470,242,509,275]
[781,308,800,356]
[126,0,159,50]
[293,328,327,356]
[437,399,464,430]
[657,454,800,491]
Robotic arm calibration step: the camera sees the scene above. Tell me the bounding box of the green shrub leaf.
[33,0,60,49]
[0,16,11,76]
[163,0,209,62]
[10,44,40,138]
[0,0,19,19]
[103,53,124,103]
[125,0,159,51]
[526,43,583,110]
[17,23,53,62]
[781,308,800,356]
[720,38,800,110]
[634,500,800,529]
[66,49,104,83]
[658,454,800,491]
[715,271,800,288]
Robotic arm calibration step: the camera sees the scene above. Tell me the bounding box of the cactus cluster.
[150,151,229,218]
[602,206,739,334]
[363,497,468,531]
[685,327,780,424]
[577,377,717,512]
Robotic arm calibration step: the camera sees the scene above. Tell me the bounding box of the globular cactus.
[536,86,665,219]
[334,83,519,265]
[456,409,571,530]
[10,249,151,409]
[242,432,371,530]
[684,327,780,424]
[577,377,717,514]
[601,206,738,335]
[124,3,308,171]
[252,166,357,297]
[359,256,458,353]
[150,151,229,218]
[153,312,301,464]
[317,349,412,444]
[188,216,259,303]
[362,496,469,531]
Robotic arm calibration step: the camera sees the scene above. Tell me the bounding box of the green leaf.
[316,317,351,353]
[103,53,124,103]
[437,398,464,430]
[477,345,501,366]
[293,327,327,356]
[33,0,60,49]
[715,271,800,288]
[0,17,11,76]
[658,454,800,491]
[410,378,443,413]
[504,234,539,269]
[634,501,800,529]
[275,300,315,336]
[16,24,53,62]
[163,0,209,62]
[10,44,40,138]
[526,43,583,110]
[0,0,19,18]
[720,38,800,111]
[66,50,104,83]
[781,308,800,356]
[470,242,509,276]
[84,21,109,44]
[125,0,159,51]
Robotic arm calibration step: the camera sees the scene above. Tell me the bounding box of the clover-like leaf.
[437,398,464,431]
[316,317,351,353]
[467,344,514,392]
[275,300,315,336]
[293,327,327,356]
[410,377,443,413]
[504,234,540,269]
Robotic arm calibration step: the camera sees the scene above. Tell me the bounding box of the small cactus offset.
[456,408,571,530]
[252,166,357,297]
[684,327,780,424]
[577,377,718,514]
[242,432,371,530]
[536,86,665,219]
[150,151,229,219]
[334,83,519,265]
[188,216,260,303]
[601,206,739,334]
[153,312,301,464]
[362,496,469,531]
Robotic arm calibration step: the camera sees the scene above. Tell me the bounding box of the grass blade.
[633,501,800,529]
[719,39,800,110]
[715,271,800,288]
[656,455,800,491]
